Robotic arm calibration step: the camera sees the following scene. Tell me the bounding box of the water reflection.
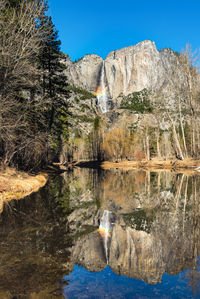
[98,210,113,264]
[63,264,200,299]
[0,169,200,298]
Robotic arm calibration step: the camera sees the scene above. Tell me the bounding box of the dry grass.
[0,168,48,212]
[101,158,200,174]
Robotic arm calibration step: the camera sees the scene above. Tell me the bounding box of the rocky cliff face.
[65,40,196,102]
[105,40,163,98]
[62,41,200,162]
[65,54,103,93]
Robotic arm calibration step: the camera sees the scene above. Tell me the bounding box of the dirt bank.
[0,168,48,213]
[101,158,200,172]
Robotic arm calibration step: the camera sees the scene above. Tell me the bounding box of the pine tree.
[38,12,69,129]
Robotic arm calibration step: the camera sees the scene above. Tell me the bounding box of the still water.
[0,168,200,298]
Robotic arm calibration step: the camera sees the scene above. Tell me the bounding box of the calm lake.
[1,168,200,298]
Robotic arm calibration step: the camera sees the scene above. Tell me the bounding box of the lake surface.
[1,168,200,298]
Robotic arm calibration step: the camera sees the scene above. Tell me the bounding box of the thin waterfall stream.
[97,61,108,113]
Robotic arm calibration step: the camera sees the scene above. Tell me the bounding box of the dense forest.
[0,0,69,170]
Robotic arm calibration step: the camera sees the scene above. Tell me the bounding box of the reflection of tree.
[174,174,184,214]
[182,175,188,233]
[184,176,200,296]
[101,170,146,205]
[0,176,72,298]
[186,262,200,297]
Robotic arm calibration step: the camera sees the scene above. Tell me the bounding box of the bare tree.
[0,0,48,93]
[0,0,50,167]
[181,44,200,157]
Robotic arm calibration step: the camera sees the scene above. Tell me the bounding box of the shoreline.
[101,158,200,172]
[73,158,200,173]
[0,168,48,212]
[1,158,200,208]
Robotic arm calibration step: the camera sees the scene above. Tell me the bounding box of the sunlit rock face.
[105,40,162,98]
[65,40,192,102]
[65,54,103,92]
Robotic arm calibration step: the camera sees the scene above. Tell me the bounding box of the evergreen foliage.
[120,89,153,113]
[66,85,94,100]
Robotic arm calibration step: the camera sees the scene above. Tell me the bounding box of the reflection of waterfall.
[97,61,108,113]
[99,210,111,264]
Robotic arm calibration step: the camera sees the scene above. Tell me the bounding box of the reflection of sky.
[63,264,200,299]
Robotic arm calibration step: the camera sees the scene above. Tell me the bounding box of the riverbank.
[0,168,48,212]
[2,158,198,211]
[101,158,200,171]
[72,158,200,173]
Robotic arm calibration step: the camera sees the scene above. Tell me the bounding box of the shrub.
[120,89,153,113]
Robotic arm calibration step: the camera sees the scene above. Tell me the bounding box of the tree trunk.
[178,97,188,157]
[156,129,161,158]
[145,129,150,161]
[167,111,184,160]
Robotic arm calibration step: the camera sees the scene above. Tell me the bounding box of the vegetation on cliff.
[120,89,153,113]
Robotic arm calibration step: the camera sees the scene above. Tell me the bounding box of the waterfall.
[97,61,108,113]
[99,210,111,264]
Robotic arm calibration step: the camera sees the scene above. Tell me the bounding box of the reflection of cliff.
[110,224,164,284]
[66,170,200,285]
[69,206,200,285]
[70,216,164,284]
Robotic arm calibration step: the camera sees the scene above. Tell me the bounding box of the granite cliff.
[65,40,199,105]
[60,40,200,162]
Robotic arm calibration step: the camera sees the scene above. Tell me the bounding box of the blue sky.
[48,0,200,61]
